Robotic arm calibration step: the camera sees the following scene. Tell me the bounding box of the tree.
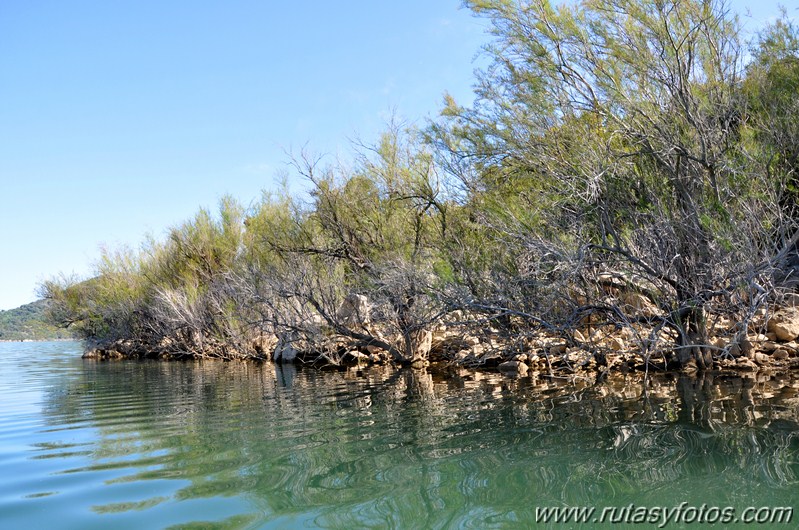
[433,0,793,370]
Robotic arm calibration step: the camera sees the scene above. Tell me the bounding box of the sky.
[0,0,794,311]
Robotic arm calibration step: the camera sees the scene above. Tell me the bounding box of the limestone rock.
[365,344,383,355]
[767,308,799,342]
[621,292,659,318]
[753,352,770,365]
[342,350,369,365]
[273,332,299,363]
[735,357,758,371]
[410,358,430,369]
[773,349,790,361]
[498,360,529,375]
[608,337,626,351]
[336,293,370,326]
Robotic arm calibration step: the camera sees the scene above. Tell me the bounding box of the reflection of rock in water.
[40,356,799,525]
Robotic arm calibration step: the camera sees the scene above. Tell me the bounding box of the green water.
[0,341,797,529]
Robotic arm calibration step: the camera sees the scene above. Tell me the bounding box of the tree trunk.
[676,305,713,371]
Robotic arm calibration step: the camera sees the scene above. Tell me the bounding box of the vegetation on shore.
[0,300,71,341]
[43,0,799,376]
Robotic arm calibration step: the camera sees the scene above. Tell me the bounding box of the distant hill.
[0,300,72,341]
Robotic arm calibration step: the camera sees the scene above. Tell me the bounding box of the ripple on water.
[2,343,799,528]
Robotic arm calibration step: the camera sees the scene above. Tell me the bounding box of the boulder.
[621,292,659,318]
[767,308,799,342]
[773,349,790,361]
[498,360,529,375]
[273,332,299,363]
[336,293,370,326]
[761,341,778,352]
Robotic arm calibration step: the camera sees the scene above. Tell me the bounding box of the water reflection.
[20,352,799,528]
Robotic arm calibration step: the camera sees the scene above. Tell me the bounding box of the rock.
[273,332,299,363]
[365,344,383,355]
[498,360,529,375]
[761,341,778,352]
[512,353,528,363]
[336,293,370,326]
[410,358,429,369]
[773,349,790,360]
[369,353,385,364]
[454,350,470,362]
[620,326,636,341]
[735,357,758,371]
[481,352,503,367]
[752,352,771,365]
[766,332,778,342]
[608,337,626,351]
[342,350,369,365]
[465,336,481,346]
[767,308,799,342]
[621,292,659,318]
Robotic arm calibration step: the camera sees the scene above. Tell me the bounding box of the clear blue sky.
[0,0,792,310]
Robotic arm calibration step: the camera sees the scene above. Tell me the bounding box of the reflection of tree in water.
[41,362,799,528]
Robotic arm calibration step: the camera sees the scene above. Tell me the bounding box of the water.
[0,341,797,529]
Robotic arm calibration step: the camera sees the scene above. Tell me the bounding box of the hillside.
[0,300,71,341]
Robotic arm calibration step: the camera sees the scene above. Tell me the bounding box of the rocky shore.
[82,295,799,380]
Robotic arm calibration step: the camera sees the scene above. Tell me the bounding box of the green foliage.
[0,300,71,341]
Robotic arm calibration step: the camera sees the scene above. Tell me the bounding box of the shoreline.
[0,338,75,343]
[78,320,799,380]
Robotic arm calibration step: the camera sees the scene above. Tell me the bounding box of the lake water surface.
[1,341,798,529]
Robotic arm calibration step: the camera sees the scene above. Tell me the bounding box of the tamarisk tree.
[433,0,796,369]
